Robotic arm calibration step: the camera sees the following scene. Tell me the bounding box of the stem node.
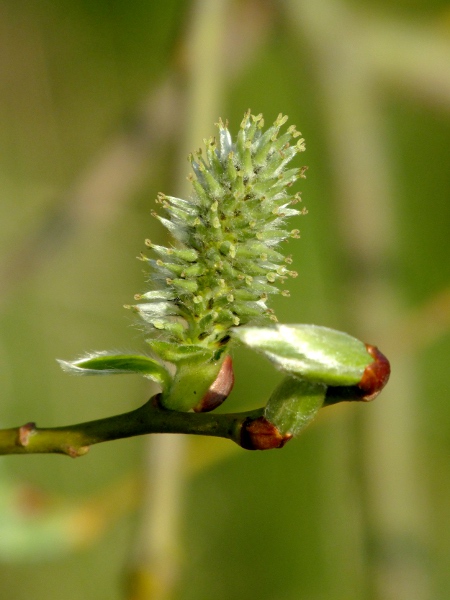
[18,422,36,447]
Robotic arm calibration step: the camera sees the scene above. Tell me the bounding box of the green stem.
[0,398,264,458]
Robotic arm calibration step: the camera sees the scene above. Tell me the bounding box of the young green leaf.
[145,340,214,364]
[232,324,373,386]
[264,376,326,436]
[57,353,171,390]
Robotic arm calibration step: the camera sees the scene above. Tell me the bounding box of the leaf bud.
[325,344,391,404]
[240,416,292,450]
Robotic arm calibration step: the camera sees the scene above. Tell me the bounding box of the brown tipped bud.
[240,416,292,450]
[325,343,391,405]
[358,344,391,401]
[193,355,234,413]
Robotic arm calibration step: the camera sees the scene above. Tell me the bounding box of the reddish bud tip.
[358,344,391,401]
[324,344,391,405]
[193,355,235,413]
[240,416,292,450]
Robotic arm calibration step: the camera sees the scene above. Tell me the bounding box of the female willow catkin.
[130,111,307,350]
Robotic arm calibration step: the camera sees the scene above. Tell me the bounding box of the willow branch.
[0,397,265,458]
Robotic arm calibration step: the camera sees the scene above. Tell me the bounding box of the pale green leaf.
[265,376,326,436]
[232,324,372,386]
[58,352,171,390]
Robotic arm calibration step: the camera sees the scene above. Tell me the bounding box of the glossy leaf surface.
[233,324,372,386]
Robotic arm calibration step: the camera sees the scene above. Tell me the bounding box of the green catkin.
[130,112,306,348]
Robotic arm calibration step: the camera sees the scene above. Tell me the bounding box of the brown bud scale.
[240,416,292,450]
[324,343,390,405]
[193,355,234,413]
[358,344,391,401]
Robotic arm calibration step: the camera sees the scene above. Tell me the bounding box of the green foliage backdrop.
[1,0,449,598]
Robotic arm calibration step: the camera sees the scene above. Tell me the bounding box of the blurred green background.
[1,0,450,598]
